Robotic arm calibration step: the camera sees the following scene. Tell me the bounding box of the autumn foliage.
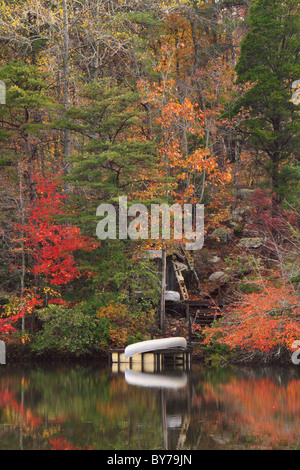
[0,173,99,338]
[0,0,298,361]
[203,281,300,356]
[96,299,156,349]
[21,173,98,286]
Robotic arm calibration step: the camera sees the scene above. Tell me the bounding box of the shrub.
[31,303,104,357]
[96,298,156,350]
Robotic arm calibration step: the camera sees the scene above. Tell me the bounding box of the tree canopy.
[0,0,298,362]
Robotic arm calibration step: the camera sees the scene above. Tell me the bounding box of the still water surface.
[0,362,299,450]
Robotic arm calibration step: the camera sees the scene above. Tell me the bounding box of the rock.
[210,227,234,244]
[236,188,255,200]
[210,434,231,445]
[237,237,264,249]
[208,256,221,264]
[230,206,250,223]
[209,271,228,283]
[230,208,243,223]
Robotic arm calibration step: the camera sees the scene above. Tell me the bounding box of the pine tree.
[65,78,155,198]
[0,62,55,171]
[235,0,300,195]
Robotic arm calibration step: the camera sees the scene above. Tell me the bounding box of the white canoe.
[124,337,187,359]
[165,290,180,302]
[125,369,187,389]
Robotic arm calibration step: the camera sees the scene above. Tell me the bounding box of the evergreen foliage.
[235,0,300,193]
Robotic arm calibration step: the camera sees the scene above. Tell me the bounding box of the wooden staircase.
[171,259,189,300]
[185,300,223,341]
[168,255,223,342]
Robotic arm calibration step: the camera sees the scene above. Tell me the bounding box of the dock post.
[186,303,192,345]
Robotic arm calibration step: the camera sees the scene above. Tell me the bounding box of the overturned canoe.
[124,337,187,359]
[125,369,187,389]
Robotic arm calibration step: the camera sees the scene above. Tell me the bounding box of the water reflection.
[0,363,299,450]
[124,369,188,389]
[124,368,192,450]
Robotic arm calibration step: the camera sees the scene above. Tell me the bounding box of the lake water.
[0,362,299,450]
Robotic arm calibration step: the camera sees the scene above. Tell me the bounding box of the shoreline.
[2,343,297,367]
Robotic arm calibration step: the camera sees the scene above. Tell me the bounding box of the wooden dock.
[109,347,192,373]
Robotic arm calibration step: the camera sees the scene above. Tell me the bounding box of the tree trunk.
[271,153,280,194]
[160,246,166,336]
[18,163,26,336]
[62,0,71,169]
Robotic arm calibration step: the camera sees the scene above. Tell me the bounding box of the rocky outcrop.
[208,255,221,264]
[209,271,229,283]
[237,237,264,249]
[236,188,255,200]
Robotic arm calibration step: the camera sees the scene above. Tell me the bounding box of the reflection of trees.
[191,367,300,450]
[0,365,163,450]
[0,365,299,450]
[0,366,91,450]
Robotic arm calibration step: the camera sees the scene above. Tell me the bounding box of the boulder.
[209,271,228,283]
[237,237,264,249]
[230,208,243,224]
[236,188,254,200]
[208,255,221,264]
[230,206,250,224]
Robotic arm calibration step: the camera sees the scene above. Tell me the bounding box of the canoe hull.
[124,337,187,358]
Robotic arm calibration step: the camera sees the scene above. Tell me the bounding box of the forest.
[0,0,299,363]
